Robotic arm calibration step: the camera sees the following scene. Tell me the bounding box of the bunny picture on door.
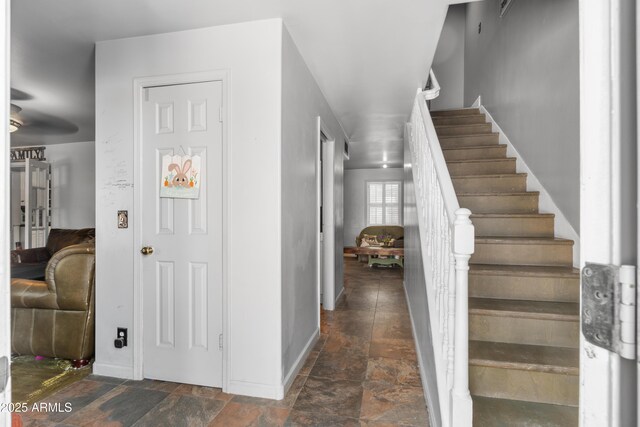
[160,154,202,199]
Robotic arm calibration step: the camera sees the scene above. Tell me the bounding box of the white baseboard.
[93,362,134,380]
[404,282,440,427]
[281,328,319,398]
[334,286,345,306]
[94,361,284,400]
[226,379,283,400]
[477,102,581,266]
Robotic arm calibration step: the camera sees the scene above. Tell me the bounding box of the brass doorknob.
[141,246,154,255]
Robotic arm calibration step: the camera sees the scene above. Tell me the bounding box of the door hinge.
[219,333,223,350]
[0,356,8,393]
[219,107,223,123]
[582,263,636,360]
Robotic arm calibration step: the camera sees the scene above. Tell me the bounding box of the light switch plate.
[118,210,128,229]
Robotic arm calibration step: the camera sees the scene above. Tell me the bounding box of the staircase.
[432,108,580,426]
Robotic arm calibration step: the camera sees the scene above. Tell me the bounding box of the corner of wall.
[281,328,319,398]
[275,15,284,387]
[226,381,285,401]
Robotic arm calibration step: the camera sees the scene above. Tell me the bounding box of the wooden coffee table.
[343,246,404,268]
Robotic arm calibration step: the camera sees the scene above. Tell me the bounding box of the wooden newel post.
[450,208,474,426]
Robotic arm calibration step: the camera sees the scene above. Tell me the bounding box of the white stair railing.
[408,69,474,426]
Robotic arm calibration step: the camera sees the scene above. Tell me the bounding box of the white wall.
[431,4,466,111]
[343,168,404,247]
[47,141,95,228]
[280,25,347,382]
[464,0,580,231]
[95,19,284,398]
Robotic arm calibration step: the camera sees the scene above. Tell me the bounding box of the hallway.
[19,258,428,426]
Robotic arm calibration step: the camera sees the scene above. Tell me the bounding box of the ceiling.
[11,0,455,168]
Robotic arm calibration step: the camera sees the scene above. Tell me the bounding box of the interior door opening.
[317,118,335,319]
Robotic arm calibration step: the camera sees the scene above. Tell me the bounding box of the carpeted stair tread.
[471,213,555,218]
[475,236,572,245]
[435,123,493,130]
[469,264,579,278]
[432,115,488,126]
[441,145,508,160]
[431,108,481,117]
[469,340,579,374]
[469,298,580,321]
[446,157,516,164]
[442,144,507,151]
[469,297,579,321]
[432,114,486,119]
[439,133,499,140]
[472,396,578,426]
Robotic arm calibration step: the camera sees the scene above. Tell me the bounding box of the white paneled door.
[141,81,223,387]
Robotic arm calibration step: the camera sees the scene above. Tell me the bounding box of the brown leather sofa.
[11,243,95,363]
[11,228,95,267]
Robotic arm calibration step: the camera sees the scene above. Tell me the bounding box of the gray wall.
[9,142,95,247]
[47,141,95,229]
[431,4,466,111]
[464,0,580,231]
[343,168,404,247]
[281,25,347,379]
[403,132,441,427]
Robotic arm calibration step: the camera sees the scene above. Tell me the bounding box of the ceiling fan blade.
[17,110,79,135]
[10,88,34,101]
[10,103,22,115]
[9,89,79,136]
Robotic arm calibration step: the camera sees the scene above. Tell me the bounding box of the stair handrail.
[422,68,441,101]
[408,69,474,426]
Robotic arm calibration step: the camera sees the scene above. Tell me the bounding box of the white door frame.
[0,0,11,424]
[579,0,624,425]
[317,117,336,316]
[132,71,230,389]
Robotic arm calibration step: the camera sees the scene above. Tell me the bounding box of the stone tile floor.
[19,258,428,426]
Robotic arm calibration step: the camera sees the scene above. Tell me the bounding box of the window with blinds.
[366,181,402,225]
